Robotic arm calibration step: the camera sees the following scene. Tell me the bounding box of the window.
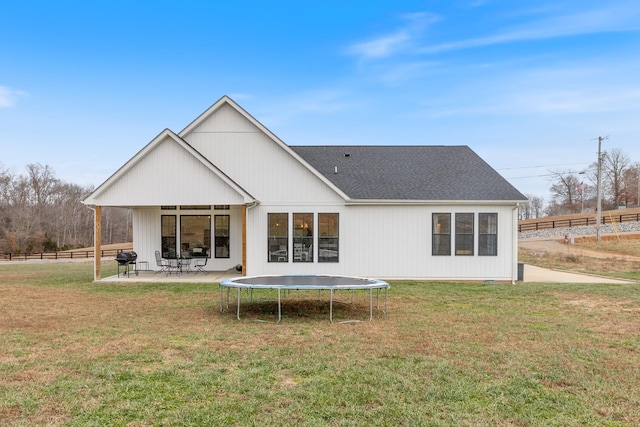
[455,213,474,255]
[268,213,288,262]
[432,213,451,256]
[214,205,230,210]
[161,215,176,258]
[214,215,230,258]
[293,213,313,262]
[180,215,211,258]
[479,213,498,256]
[180,205,210,210]
[318,213,339,262]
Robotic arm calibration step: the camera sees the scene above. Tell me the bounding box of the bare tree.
[621,162,640,207]
[0,164,129,254]
[519,194,544,219]
[602,148,630,208]
[547,169,583,214]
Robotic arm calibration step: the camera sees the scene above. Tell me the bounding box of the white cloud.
[346,13,440,59]
[0,86,26,107]
[420,2,640,54]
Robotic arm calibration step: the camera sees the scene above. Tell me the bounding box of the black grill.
[116,251,137,264]
[116,251,138,277]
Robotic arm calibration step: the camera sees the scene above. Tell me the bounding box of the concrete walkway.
[523,264,635,284]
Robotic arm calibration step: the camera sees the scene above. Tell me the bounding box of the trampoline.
[219,275,390,323]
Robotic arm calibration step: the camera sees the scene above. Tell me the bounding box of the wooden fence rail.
[518,213,640,233]
[0,248,129,262]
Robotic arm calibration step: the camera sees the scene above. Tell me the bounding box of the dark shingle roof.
[291,145,527,201]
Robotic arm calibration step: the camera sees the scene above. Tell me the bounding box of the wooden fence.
[0,248,129,262]
[518,212,640,233]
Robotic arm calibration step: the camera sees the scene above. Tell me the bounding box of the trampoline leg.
[236,288,241,320]
[219,286,223,313]
[330,289,334,323]
[385,287,389,314]
[369,289,373,321]
[277,289,282,322]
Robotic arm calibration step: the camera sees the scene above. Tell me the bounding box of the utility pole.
[595,136,607,242]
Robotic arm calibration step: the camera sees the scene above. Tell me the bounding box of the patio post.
[94,205,102,281]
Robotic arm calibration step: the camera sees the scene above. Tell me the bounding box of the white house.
[83,96,528,282]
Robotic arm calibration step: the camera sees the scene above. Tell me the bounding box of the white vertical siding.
[132,207,160,268]
[185,110,342,204]
[132,206,243,273]
[95,135,246,206]
[244,203,518,280]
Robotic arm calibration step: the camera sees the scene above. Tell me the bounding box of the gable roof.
[179,96,350,200]
[83,129,256,206]
[290,145,527,202]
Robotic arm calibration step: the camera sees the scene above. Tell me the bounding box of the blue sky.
[2,0,640,201]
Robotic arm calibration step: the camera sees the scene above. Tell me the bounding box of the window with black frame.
[180,215,211,258]
[455,213,474,255]
[293,213,313,262]
[214,215,230,258]
[318,213,339,262]
[161,215,176,258]
[479,213,498,256]
[268,213,288,262]
[432,213,451,256]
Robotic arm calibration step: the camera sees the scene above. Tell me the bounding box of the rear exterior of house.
[83,96,527,281]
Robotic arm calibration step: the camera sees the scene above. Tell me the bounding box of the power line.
[505,173,556,180]
[496,161,590,171]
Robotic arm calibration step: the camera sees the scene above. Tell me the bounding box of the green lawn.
[1,263,639,426]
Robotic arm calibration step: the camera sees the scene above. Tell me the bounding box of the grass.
[1,262,640,426]
[519,237,640,281]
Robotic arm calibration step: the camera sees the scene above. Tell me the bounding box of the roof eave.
[345,199,529,206]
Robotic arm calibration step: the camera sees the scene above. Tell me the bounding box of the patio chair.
[167,257,181,275]
[193,257,208,274]
[155,250,171,275]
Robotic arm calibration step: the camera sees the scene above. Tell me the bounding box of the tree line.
[520,148,640,219]
[3,153,638,252]
[0,163,130,254]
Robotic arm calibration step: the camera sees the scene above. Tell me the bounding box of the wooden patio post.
[94,206,102,281]
[242,204,247,276]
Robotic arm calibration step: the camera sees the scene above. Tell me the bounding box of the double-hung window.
[318,213,339,262]
[455,213,474,256]
[293,213,313,262]
[432,213,451,256]
[479,213,498,256]
[214,215,230,258]
[268,213,288,262]
[161,215,176,258]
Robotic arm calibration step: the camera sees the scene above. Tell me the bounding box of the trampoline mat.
[232,275,379,287]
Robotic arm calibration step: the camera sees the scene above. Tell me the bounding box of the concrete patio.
[96,268,240,284]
